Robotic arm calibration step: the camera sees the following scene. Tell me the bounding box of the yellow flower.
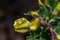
[30,26,38,31]
[30,18,40,31]
[38,0,44,6]
[57,34,60,40]
[56,2,60,11]
[15,29,28,33]
[31,11,39,16]
[13,18,30,33]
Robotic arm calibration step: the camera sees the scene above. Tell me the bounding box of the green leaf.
[26,28,41,40]
[48,0,57,8]
[26,36,33,40]
[39,5,48,18]
[55,21,60,34]
[40,31,51,40]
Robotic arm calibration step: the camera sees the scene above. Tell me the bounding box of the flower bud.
[30,11,39,18]
[13,18,30,33]
[30,18,40,31]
